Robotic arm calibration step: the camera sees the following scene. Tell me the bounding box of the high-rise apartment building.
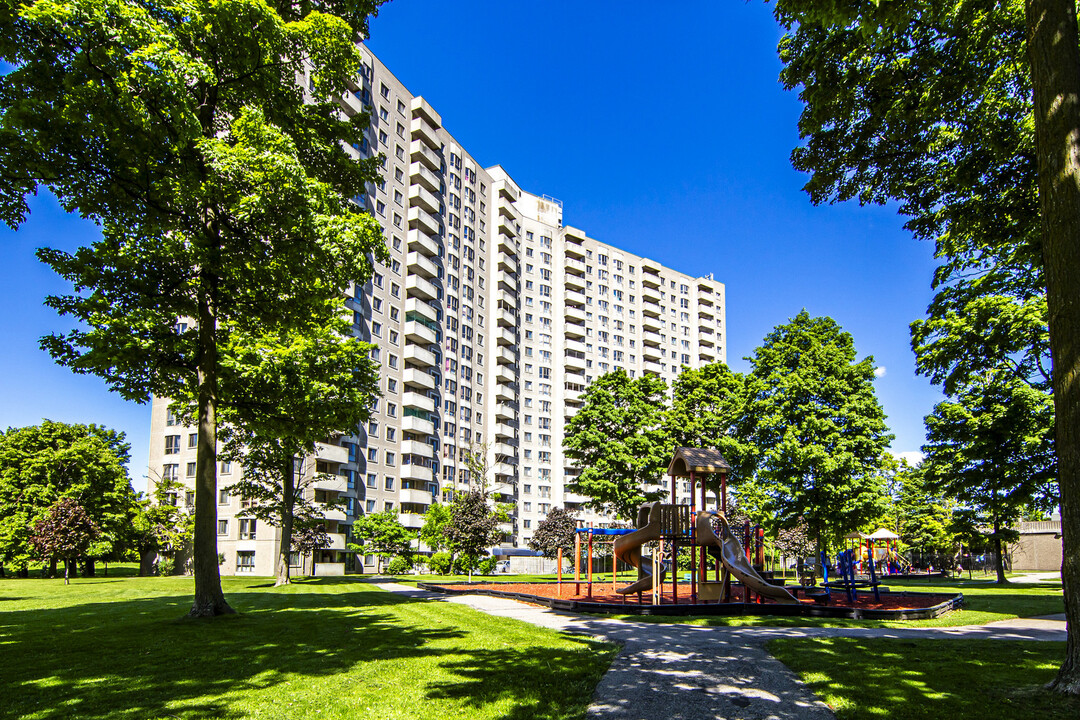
[147,45,726,576]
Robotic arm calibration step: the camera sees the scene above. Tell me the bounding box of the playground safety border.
[417,582,965,620]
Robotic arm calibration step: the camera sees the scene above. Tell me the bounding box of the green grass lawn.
[0,572,617,720]
[767,637,1078,720]
[597,576,1065,628]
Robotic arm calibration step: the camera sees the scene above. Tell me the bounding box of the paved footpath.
[377,583,1066,720]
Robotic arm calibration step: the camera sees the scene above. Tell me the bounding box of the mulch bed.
[437,582,953,611]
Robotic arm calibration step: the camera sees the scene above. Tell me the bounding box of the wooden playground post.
[557,547,563,597]
[654,538,664,605]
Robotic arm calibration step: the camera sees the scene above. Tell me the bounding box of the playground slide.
[696,512,800,605]
[613,502,667,594]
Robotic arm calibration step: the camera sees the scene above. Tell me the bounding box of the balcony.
[406,251,439,280]
[642,300,662,317]
[565,287,586,306]
[495,402,514,421]
[564,350,586,370]
[410,116,441,151]
[643,360,662,375]
[642,314,662,331]
[313,473,347,493]
[399,487,433,506]
[496,346,516,365]
[493,462,515,478]
[497,233,518,255]
[404,319,436,345]
[698,334,715,348]
[564,321,585,339]
[496,179,519,202]
[405,274,438,301]
[399,513,425,529]
[400,463,434,483]
[335,91,364,117]
[401,439,434,458]
[403,391,435,414]
[565,305,585,323]
[495,384,515,403]
[405,296,438,324]
[564,383,584,402]
[407,228,440,257]
[404,343,436,368]
[497,271,516,293]
[410,96,442,127]
[564,272,585,290]
[409,161,441,193]
[643,329,662,345]
[498,254,518,275]
[643,285,662,303]
[315,442,349,465]
[494,442,516,459]
[699,348,717,362]
[497,214,517,238]
[642,344,662,361]
[564,256,586,275]
[409,184,440,214]
[698,306,715,320]
[409,138,441,170]
[495,422,515,440]
[403,367,435,391]
[565,338,586,354]
[402,414,435,436]
[498,308,516,327]
[496,327,516,346]
[408,206,440,237]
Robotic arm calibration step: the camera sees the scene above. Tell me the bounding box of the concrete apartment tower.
[147,45,726,576]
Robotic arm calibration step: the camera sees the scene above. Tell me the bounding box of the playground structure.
[844,529,910,575]
[570,448,799,606]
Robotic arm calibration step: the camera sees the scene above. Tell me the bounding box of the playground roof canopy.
[844,531,868,540]
[667,447,732,477]
[868,528,900,540]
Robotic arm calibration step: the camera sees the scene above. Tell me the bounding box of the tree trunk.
[275,451,295,587]
[139,549,157,576]
[63,558,70,585]
[83,559,95,577]
[188,258,234,618]
[1025,0,1080,694]
[48,558,56,578]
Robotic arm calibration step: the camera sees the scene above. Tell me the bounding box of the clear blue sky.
[0,0,943,491]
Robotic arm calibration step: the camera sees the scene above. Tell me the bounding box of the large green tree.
[746,311,892,552]
[0,421,135,576]
[351,509,414,573]
[922,374,1057,583]
[563,369,672,521]
[0,0,386,616]
[667,362,758,504]
[772,0,1080,690]
[215,310,381,587]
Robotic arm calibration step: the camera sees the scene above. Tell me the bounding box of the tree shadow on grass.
[426,638,618,720]
[0,587,464,720]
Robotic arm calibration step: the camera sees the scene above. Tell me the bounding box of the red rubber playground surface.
[435,582,955,611]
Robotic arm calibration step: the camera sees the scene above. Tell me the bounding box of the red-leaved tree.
[29,499,100,584]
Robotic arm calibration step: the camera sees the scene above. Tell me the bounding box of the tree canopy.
[745,311,892,548]
[563,368,671,521]
[1,0,387,616]
[351,510,414,566]
[528,507,577,563]
[444,490,500,579]
[29,498,100,584]
[0,421,135,573]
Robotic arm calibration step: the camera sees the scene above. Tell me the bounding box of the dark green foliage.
[444,490,499,575]
[528,507,578,561]
[745,311,892,547]
[419,502,453,553]
[28,498,101,583]
[923,375,1057,582]
[0,421,135,572]
[563,369,672,521]
[427,551,452,575]
[352,510,415,564]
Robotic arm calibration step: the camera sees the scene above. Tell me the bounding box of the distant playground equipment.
[422,447,965,620]
[570,447,799,606]
[844,529,910,575]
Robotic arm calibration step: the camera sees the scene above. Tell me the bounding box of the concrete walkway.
[377,583,1066,720]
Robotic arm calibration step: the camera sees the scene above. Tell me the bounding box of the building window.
[239,519,257,540]
[186,462,196,477]
[217,520,228,536]
[218,489,229,505]
[188,433,197,448]
[162,463,179,481]
[220,461,231,474]
[164,435,180,455]
[236,551,255,572]
[165,408,179,426]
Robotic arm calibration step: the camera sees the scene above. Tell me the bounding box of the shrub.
[386,555,413,575]
[477,556,497,575]
[428,551,452,575]
[157,557,176,576]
